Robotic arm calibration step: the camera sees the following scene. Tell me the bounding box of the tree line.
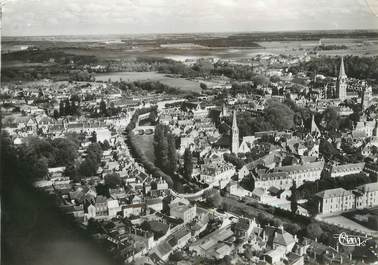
[298,172,377,201]
[289,55,378,82]
[153,124,177,175]
[0,131,106,184]
[125,107,174,187]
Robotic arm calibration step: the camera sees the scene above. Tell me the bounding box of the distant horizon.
[3,28,378,39]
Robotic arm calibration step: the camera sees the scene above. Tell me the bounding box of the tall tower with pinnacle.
[361,83,372,111]
[336,57,347,100]
[310,114,321,136]
[231,110,239,154]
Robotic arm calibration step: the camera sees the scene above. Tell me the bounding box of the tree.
[257,213,269,227]
[154,124,169,172]
[87,143,103,164]
[90,131,97,143]
[167,134,177,174]
[264,99,294,130]
[149,110,158,124]
[306,222,323,240]
[322,107,339,132]
[368,216,378,230]
[284,223,301,235]
[270,75,281,83]
[96,183,110,198]
[64,99,71,116]
[64,163,77,179]
[59,100,65,116]
[200,83,208,90]
[290,180,298,214]
[240,174,255,192]
[104,173,122,188]
[87,218,101,234]
[70,100,78,116]
[252,75,270,87]
[101,139,110,150]
[34,157,49,179]
[99,99,107,116]
[319,139,337,159]
[51,137,78,167]
[206,190,223,208]
[79,158,97,177]
[183,148,193,179]
[223,153,245,169]
[53,109,59,119]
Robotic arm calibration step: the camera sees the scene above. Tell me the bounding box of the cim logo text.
[334,232,372,247]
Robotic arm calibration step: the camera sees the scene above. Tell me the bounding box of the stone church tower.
[231,110,239,154]
[361,82,372,111]
[336,57,347,100]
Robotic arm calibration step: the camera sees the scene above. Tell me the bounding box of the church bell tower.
[336,57,347,100]
[231,110,239,154]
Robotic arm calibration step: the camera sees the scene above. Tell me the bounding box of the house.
[95,196,108,218]
[330,162,365,178]
[198,159,235,189]
[232,217,256,240]
[355,182,378,209]
[150,225,191,261]
[170,203,197,223]
[353,120,376,138]
[146,197,163,212]
[315,188,355,214]
[71,205,85,218]
[123,203,145,217]
[156,179,169,190]
[252,161,324,191]
[107,199,121,218]
[227,181,252,198]
[251,188,271,202]
[264,246,287,264]
[87,204,96,219]
[238,136,257,153]
[189,225,234,259]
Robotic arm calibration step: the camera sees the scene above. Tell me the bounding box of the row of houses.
[316,182,378,214]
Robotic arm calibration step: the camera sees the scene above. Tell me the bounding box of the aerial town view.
[2,0,378,265]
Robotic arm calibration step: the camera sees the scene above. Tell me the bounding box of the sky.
[2,0,378,36]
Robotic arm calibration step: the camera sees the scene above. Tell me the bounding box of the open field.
[320,214,378,237]
[95,71,202,93]
[132,134,155,163]
[95,71,165,82]
[48,39,378,60]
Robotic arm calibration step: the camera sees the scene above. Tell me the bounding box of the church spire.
[231,110,239,154]
[339,57,347,78]
[337,57,347,100]
[232,109,238,129]
[311,114,320,135]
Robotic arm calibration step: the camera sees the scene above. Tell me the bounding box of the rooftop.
[316,187,353,199]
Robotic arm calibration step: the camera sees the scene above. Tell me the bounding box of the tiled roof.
[331,162,365,174]
[273,230,295,246]
[357,182,378,193]
[274,160,324,174]
[316,188,353,199]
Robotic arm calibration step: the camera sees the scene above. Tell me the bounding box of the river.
[3,183,120,265]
